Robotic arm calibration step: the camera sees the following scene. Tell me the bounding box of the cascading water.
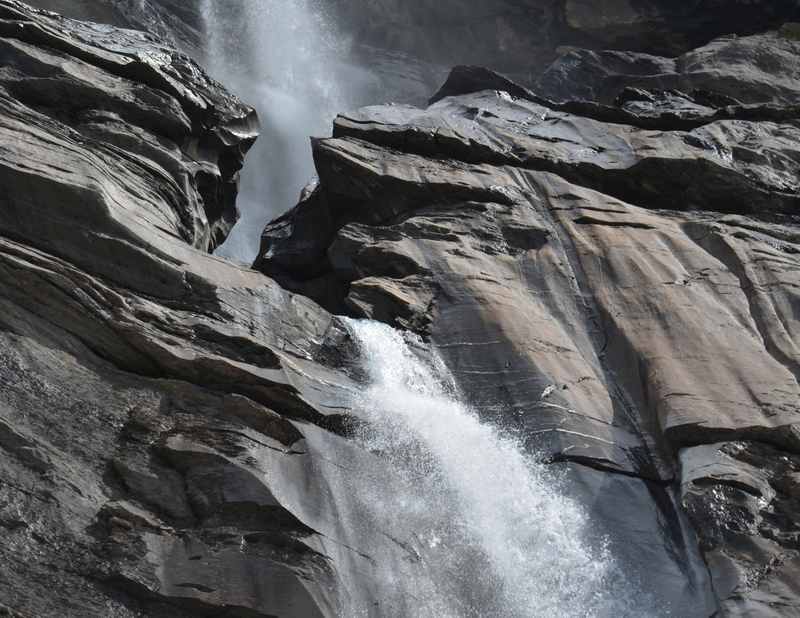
[199,6,658,614]
[326,319,657,617]
[200,0,366,263]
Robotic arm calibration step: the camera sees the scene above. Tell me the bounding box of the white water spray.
[333,319,654,617]
[201,0,365,263]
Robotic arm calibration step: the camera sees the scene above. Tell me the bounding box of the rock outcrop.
[539,28,800,105]
[0,2,363,616]
[24,0,204,56]
[0,0,258,252]
[257,31,800,618]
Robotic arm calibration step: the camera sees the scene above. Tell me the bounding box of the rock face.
[0,0,258,252]
[0,2,361,616]
[3,1,800,617]
[539,29,800,105]
[333,0,800,83]
[257,31,800,618]
[330,0,800,109]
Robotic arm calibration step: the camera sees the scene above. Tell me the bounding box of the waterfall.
[330,319,655,617]
[200,0,364,263]
[198,6,658,615]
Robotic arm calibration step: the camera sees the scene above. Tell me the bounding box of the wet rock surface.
[680,441,800,616]
[2,0,800,616]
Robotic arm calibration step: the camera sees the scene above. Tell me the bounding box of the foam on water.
[341,319,653,617]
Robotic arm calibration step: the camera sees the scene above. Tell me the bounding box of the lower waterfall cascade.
[5,1,800,616]
[197,3,667,613]
[325,320,659,617]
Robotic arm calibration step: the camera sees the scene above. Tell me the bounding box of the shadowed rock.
[0,2,371,616]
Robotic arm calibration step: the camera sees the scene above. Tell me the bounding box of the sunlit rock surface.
[257,35,800,618]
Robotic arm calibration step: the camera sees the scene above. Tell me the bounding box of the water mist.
[200,5,657,615]
[201,0,363,263]
[319,320,656,617]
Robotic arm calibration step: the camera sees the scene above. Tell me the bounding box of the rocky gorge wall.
[331,0,800,79]
[2,0,800,617]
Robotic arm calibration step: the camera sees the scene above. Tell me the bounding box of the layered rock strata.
[23,0,204,56]
[0,3,358,616]
[2,0,800,616]
[257,32,800,617]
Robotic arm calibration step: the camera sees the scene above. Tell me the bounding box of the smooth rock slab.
[257,55,800,614]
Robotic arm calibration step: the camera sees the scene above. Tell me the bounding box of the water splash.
[200,0,364,263]
[339,319,653,617]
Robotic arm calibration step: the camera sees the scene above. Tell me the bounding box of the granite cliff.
[2,0,800,616]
